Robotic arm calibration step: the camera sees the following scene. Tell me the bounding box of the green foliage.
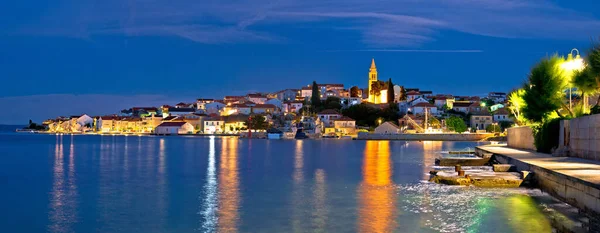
[507,88,528,125]
[486,124,501,133]
[387,78,394,103]
[350,86,361,98]
[587,39,600,77]
[584,42,600,109]
[446,116,467,133]
[498,121,513,130]
[399,86,407,101]
[322,97,342,111]
[573,67,598,95]
[370,80,387,97]
[533,118,562,153]
[482,98,495,109]
[342,103,399,127]
[311,81,320,108]
[441,104,450,111]
[244,115,269,131]
[522,55,568,122]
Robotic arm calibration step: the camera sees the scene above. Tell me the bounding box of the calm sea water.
[0,134,556,233]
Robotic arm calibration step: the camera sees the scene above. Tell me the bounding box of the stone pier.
[477,145,600,232]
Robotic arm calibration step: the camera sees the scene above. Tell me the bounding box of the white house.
[204,118,225,134]
[434,96,453,109]
[493,108,512,122]
[69,114,94,132]
[283,101,303,113]
[98,115,121,132]
[273,89,299,101]
[488,92,507,103]
[374,122,400,134]
[196,98,214,110]
[155,122,194,135]
[246,94,268,104]
[167,107,196,117]
[265,98,283,110]
[489,103,505,112]
[317,109,342,127]
[470,114,493,130]
[411,102,438,115]
[452,102,472,113]
[205,102,226,115]
[406,91,421,101]
[408,97,429,107]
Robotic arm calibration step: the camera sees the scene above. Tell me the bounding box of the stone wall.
[507,126,535,150]
[568,114,600,161]
[357,132,490,141]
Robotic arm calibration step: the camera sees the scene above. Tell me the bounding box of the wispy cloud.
[7,0,600,47]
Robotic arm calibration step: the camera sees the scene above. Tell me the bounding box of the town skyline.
[2,0,600,124]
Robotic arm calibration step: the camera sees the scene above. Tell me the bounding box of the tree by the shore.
[446,116,467,133]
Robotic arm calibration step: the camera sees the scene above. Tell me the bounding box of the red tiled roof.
[157,122,188,127]
[334,116,355,121]
[407,91,420,95]
[494,108,509,115]
[413,102,435,108]
[318,109,340,115]
[100,116,121,120]
[469,102,482,108]
[453,102,472,108]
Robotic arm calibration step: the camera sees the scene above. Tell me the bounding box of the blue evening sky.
[1,0,600,124]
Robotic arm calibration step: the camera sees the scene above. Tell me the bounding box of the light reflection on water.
[0,134,561,232]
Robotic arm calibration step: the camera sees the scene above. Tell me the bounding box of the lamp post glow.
[560,48,585,112]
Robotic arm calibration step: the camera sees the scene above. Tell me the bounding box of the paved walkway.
[477,145,600,187]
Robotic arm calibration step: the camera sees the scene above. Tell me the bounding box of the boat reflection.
[358,140,397,232]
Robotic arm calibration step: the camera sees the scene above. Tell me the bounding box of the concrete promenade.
[477,145,600,231]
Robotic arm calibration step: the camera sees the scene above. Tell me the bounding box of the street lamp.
[560,48,585,112]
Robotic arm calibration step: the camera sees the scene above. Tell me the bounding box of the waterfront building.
[316,109,342,127]
[331,116,357,136]
[374,122,400,134]
[142,115,163,133]
[181,113,208,133]
[493,108,512,122]
[224,114,248,133]
[155,122,194,135]
[205,101,226,115]
[470,114,493,131]
[98,115,121,133]
[204,118,225,134]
